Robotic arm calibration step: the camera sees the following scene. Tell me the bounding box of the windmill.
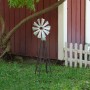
[32,18,51,74]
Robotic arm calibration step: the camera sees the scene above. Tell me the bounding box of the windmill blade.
[33,30,40,36]
[32,27,39,31]
[43,21,49,27]
[43,30,49,35]
[42,31,46,38]
[44,26,51,30]
[41,31,46,41]
[33,22,40,27]
[41,18,45,25]
[37,19,41,25]
[41,37,46,41]
[38,30,42,38]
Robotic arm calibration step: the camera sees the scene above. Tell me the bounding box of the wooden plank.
[79,44,83,67]
[76,0,81,44]
[37,0,44,57]
[0,1,3,35]
[9,8,15,54]
[67,0,85,45]
[65,43,68,66]
[80,0,85,45]
[25,10,32,56]
[43,0,50,58]
[19,8,26,55]
[14,9,20,55]
[54,0,58,59]
[70,43,73,67]
[0,0,4,53]
[0,0,4,17]
[31,8,38,57]
[72,0,76,43]
[49,0,58,59]
[74,43,78,67]
[67,0,72,43]
[4,0,10,32]
[4,0,14,54]
[85,45,88,67]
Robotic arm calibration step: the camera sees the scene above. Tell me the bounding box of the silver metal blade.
[33,22,40,27]
[44,26,51,30]
[32,27,39,31]
[41,18,45,25]
[41,31,46,41]
[43,30,49,35]
[37,30,42,38]
[43,21,49,27]
[33,30,40,36]
[37,19,41,25]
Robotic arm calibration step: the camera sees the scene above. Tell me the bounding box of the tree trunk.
[0,12,10,58]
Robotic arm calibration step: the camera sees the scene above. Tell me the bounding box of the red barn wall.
[67,0,85,45]
[0,0,86,59]
[0,0,58,59]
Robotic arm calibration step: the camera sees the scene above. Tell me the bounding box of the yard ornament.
[32,18,51,41]
[32,18,51,74]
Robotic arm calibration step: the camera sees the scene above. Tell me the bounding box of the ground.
[0,59,90,90]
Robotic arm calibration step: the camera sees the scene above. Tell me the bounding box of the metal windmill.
[32,18,51,74]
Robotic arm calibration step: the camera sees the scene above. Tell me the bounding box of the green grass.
[0,60,90,90]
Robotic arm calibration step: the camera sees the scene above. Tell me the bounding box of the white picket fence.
[64,43,90,68]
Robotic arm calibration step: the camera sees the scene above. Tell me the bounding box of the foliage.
[0,60,90,90]
[8,0,40,10]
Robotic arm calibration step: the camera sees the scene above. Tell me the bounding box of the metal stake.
[35,41,51,74]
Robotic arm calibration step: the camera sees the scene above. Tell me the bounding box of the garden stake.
[32,18,51,75]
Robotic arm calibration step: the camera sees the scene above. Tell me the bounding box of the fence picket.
[74,43,78,67]
[65,42,68,66]
[85,45,88,67]
[79,44,83,68]
[70,43,73,67]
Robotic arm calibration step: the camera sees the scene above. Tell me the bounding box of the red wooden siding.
[0,0,58,59]
[67,0,85,45]
[50,0,58,58]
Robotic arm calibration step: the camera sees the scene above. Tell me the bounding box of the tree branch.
[3,0,65,44]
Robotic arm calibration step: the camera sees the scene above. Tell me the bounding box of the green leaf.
[8,0,40,10]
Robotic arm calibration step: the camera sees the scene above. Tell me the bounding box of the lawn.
[0,60,90,90]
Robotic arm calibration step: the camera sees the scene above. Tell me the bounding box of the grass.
[0,60,90,90]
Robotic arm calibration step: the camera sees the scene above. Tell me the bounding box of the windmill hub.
[40,26,44,30]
